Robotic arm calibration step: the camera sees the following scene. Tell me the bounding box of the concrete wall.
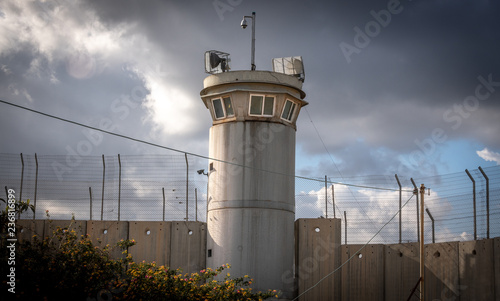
[16,219,499,300]
[384,243,419,300]
[295,218,341,301]
[295,218,499,301]
[341,244,385,301]
[16,220,206,273]
[128,221,171,266]
[169,221,206,274]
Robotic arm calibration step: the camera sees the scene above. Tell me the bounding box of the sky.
[0,0,499,243]
[1,0,500,180]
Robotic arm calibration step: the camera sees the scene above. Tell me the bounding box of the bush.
[1,218,278,300]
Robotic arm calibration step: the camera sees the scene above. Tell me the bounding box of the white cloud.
[476,148,500,165]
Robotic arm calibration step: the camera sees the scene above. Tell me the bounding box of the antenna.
[272,56,305,82]
[205,50,231,74]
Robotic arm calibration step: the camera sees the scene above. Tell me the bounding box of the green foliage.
[0,219,278,300]
[0,197,34,233]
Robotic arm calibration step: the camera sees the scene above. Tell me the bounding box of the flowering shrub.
[112,263,277,300]
[0,218,278,300]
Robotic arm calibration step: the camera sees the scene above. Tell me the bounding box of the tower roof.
[200,70,306,100]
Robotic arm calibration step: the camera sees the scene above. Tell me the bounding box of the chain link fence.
[1,153,498,245]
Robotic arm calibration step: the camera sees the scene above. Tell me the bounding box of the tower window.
[281,99,297,122]
[249,95,275,116]
[212,96,234,119]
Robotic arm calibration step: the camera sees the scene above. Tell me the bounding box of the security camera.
[240,18,247,29]
[197,169,205,175]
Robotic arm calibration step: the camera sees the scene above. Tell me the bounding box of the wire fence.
[1,153,498,245]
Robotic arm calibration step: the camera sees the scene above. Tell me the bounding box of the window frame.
[211,95,234,120]
[281,99,298,122]
[248,94,275,117]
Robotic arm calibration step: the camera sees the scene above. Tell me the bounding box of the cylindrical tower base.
[206,121,295,298]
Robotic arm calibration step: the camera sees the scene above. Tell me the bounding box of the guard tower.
[200,42,307,299]
[200,51,307,299]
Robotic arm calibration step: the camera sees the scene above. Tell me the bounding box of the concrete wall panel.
[295,218,341,301]
[87,221,129,259]
[459,239,495,300]
[44,220,87,239]
[16,220,44,242]
[341,244,385,301]
[385,243,419,301]
[170,221,206,274]
[128,221,171,266]
[424,241,459,300]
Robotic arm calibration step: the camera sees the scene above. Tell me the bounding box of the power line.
[304,107,394,243]
[0,99,411,192]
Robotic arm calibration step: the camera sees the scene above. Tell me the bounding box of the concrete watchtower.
[200,53,307,298]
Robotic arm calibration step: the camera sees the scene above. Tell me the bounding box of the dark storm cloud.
[1,0,499,177]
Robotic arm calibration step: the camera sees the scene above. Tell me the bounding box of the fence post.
[419,184,425,300]
[478,166,489,239]
[34,153,38,220]
[118,154,121,221]
[395,174,402,244]
[185,153,189,221]
[195,188,198,222]
[19,153,24,203]
[89,187,93,221]
[344,211,347,245]
[325,175,328,218]
[162,187,166,222]
[425,208,435,243]
[101,155,105,221]
[465,169,477,240]
[332,184,335,218]
[410,178,420,242]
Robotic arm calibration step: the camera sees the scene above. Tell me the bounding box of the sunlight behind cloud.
[143,77,196,135]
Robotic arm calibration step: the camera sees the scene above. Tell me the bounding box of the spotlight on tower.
[204,50,230,74]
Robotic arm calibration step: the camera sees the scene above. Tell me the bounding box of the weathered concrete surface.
[385,243,419,301]
[87,221,129,259]
[128,221,171,266]
[459,239,495,300]
[424,241,460,300]
[295,218,341,301]
[16,220,44,242]
[170,221,206,274]
[206,121,297,299]
[341,244,385,301]
[44,219,87,239]
[202,70,307,300]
